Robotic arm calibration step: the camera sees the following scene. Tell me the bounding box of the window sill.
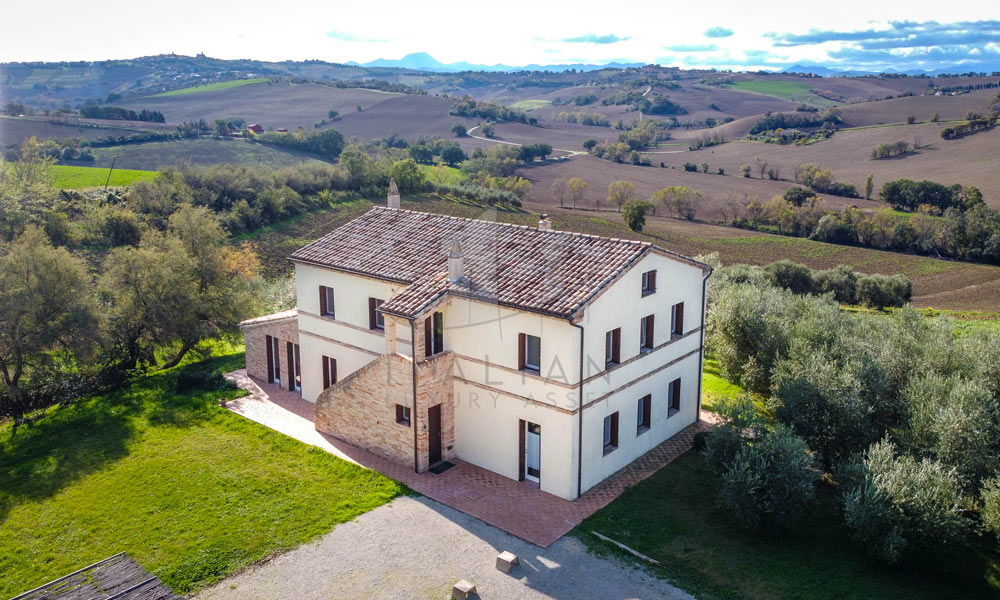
[520,367,541,376]
[640,346,653,354]
[667,408,679,418]
[396,420,411,428]
[603,444,618,456]
[641,289,656,297]
[637,425,650,436]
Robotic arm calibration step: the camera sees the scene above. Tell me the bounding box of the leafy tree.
[843,439,971,564]
[0,228,98,427]
[765,260,814,294]
[480,122,495,138]
[328,110,339,120]
[623,200,652,232]
[568,177,587,208]
[856,274,912,309]
[607,180,636,212]
[408,144,433,164]
[440,145,467,166]
[740,164,752,178]
[783,186,817,207]
[388,159,426,194]
[983,477,1000,540]
[865,173,874,200]
[0,138,58,240]
[451,123,468,137]
[813,265,858,304]
[582,139,598,151]
[652,186,701,220]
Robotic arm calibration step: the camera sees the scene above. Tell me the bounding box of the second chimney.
[538,213,552,232]
[387,178,400,209]
[448,238,464,283]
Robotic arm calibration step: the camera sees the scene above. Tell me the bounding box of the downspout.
[695,268,713,421]
[410,318,420,472]
[570,319,585,499]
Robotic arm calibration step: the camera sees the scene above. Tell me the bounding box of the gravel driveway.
[196,495,694,600]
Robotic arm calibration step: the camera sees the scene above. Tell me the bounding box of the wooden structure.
[10,553,179,600]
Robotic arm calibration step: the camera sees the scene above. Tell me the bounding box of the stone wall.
[314,353,416,466]
[242,313,299,386]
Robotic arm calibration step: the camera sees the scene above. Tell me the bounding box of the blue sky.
[3,0,999,72]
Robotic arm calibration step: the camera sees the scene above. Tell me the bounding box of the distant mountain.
[783,64,874,77]
[784,63,1000,77]
[360,52,643,73]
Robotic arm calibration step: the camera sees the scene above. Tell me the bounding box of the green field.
[418,163,465,184]
[510,99,553,111]
[68,138,325,171]
[49,164,158,188]
[728,80,839,108]
[575,452,999,600]
[0,341,402,597]
[148,78,270,97]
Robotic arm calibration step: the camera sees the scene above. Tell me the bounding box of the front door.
[525,421,541,483]
[427,404,442,465]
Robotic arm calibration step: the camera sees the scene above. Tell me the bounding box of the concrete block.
[495,551,519,573]
[452,579,477,599]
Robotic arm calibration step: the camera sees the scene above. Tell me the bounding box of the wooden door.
[427,404,442,465]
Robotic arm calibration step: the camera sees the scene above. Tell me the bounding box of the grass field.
[574,452,999,600]
[66,138,324,171]
[49,164,158,188]
[0,341,403,597]
[700,357,744,413]
[418,163,465,184]
[727,80,839,108]
[510,99,553,111]
[148,78,270,97]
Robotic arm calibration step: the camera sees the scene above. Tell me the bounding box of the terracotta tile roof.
[290,208,704,319]
[239,309,298,328]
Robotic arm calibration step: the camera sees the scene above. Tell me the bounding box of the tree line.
[79,105,166,123]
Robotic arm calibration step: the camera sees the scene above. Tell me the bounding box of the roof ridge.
[370,207,651,247]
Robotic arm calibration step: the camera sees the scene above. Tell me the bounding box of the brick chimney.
[537,213,552,232]
[448,238,464,283]
[387,178,400,209]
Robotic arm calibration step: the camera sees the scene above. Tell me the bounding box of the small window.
[369,298,384,330]
[641,270,657,296]
[519,333,541,373]
[319,285,335,317]
[637,395,651,433]
[668,378,681,417]
[321,356,337,389]
[605,328,621,367]
[395,404,411,426]
[424,311,444,357]
[640,314,655,351]
[603,412,619,455]
[671,302,684,336]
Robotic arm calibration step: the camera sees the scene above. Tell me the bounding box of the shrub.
[982,477,1000,539]
[740,164,751,178]
[683,162,698,172]
[813,265,858,304]
[102,209,144,247]
[623,199,652,232]
[451,123,467,137]
[783,186,817,207]
[174,368,233,393]
[856,274,912,309]
[765,260,814,294]
[843,439,971,564]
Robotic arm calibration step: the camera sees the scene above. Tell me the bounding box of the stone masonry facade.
[242,312,299,386]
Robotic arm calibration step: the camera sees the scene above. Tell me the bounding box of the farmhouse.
[240,184,711,500]
[246,123,264,134]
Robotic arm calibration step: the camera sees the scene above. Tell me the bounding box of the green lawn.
[0,341,403,597]
[419,163,465,184]
[700,357,744,413]
[49,164,158,189]
[575,452,1000,600]
[148,78,270,97]
[510,99,552,111]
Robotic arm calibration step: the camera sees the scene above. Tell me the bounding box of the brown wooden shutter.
[646,314,655,346]
[517,333,526,370]
[643,394,651,425]
[676,302,684,334]
[610,412,619,446]
[265,335,274,383]
[424,315,433,357]
[319,286,327,316]
[330,358,337,384]
[322,356,330,389]
[612,328,621,363]
[518,419,526,481]
[286,341,295,391]
[649,270,656,292]
[396,404,403,422]
[368,298,377,329]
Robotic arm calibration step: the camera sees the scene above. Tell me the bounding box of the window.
[641,270,657,296]
[319,285,335,317]
[668,378,681,417]
[603,412,619,455]
[395,404,411,426]
[605,328,621,367]
[266,335,280,384]
[640,314,655,351]
[424,311,444,357]
[321,356,337,389]
[637,395,651,433]
[671,302,684,336]
[369,298,384,330]
[286,342,300,392]
[518,333,541,373]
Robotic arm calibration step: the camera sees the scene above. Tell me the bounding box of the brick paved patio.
[224,369,716,547]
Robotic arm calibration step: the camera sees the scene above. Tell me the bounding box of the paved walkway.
[224,370,715,547]
[197,495,695,600]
